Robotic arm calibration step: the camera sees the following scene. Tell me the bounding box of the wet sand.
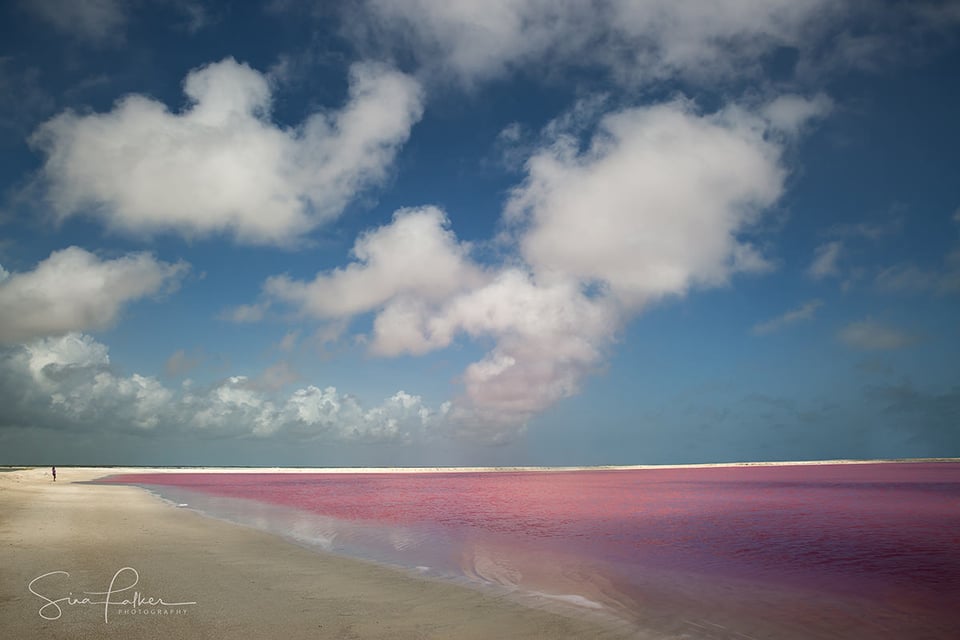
[0,467,636,640]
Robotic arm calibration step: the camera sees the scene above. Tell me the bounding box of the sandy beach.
[0,467,635,640]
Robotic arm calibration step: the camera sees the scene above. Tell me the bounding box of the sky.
[1,0,959,467]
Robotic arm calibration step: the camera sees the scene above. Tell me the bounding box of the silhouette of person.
[52,466,56,482]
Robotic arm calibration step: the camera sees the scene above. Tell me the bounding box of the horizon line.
[7,457,959,473]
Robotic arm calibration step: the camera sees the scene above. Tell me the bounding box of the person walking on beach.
[51,466,56,482]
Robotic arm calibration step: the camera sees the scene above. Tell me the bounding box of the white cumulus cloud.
[0,247,187,344]
[0,333,443,442]
[508,100,784,308]
[370,268,619,437]
[265,206,486,319]
[23,333,110,383]
[31,58,423,245]
[257,97,799,441]
[435,271,619,440]
[6,333,171,430]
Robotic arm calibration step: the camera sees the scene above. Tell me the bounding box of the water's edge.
[121,482,638,633]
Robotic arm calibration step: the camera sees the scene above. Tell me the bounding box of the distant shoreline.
[5,457,958,475]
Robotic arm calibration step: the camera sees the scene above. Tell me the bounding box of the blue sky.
[1,0,959,466]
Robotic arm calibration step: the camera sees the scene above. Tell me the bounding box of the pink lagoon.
[102,461,960,639]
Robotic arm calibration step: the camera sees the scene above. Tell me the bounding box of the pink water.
[102,463,960,638]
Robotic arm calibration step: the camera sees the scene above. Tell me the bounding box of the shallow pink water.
[102,463,960,638]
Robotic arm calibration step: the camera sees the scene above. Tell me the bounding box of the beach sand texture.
[0,467,635,640]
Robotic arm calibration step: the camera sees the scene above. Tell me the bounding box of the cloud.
[752,299,823,335]
[31,58,424,245]
[433,272,619,441]
[872,208,960,294]
[262,98,797,441]
[1,333,171,430]
[0,333,444,442]
[164,349,202,377]
[264,232,619,442]
[169,0,217,33]
[760,93,833,136]
[20,1,231,45]
[350,0,843,87]
[0,247,187,344]
[22,332,110,381]
[838,319,919,351]
[192,379,442,442]
[827,217,903,241]
[807,240,843,279]
[507,100,784,308]
[265,206,486,319]
[875,264,940,293]
[220,302,270,324]
[348,1,960,89]
[829,212,960,294]
[278,331,299,352]
[278,386,443,442]
[874,253,960,295]
[352,268,618,441]
[246,361,300,392]
[22,0,127,46]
